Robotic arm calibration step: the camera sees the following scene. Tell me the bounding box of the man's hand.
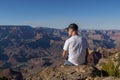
[62,50,67,59]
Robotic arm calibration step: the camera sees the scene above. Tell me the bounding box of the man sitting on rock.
[62,23,89,66]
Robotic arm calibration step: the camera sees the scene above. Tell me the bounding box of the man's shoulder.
[66,36,81,41]
[66,37,73,42]
[66,36,86,43]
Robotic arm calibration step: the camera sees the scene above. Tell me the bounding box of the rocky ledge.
[26,65,101,80]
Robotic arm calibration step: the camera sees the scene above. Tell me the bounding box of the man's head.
[66,23,78,36]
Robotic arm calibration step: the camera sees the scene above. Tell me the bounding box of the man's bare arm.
[85,48,93,64]
[62,50,67,59]
[85,48,89,64]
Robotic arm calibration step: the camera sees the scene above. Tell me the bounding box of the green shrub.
[102,60,120,77]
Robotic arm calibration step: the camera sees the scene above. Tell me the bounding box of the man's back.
[63,35,88,65]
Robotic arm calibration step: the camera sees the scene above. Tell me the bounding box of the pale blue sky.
[0,0,120,29]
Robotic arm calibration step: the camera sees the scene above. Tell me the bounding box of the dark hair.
[66,23,78,31]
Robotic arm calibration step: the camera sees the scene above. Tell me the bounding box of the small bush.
[102,60,120,77]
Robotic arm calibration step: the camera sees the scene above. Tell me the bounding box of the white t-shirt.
[63,35,89,66]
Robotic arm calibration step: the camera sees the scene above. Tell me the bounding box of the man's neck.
[72,32,78,36]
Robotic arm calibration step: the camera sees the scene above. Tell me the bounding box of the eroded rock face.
[26,65,101,80]
[94,76,120,80]
[96,51,120,70]
[0,68,23,80]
